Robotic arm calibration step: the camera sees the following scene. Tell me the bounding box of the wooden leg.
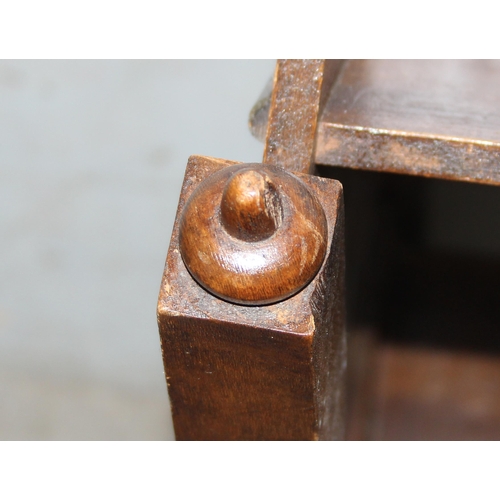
[157,155,346,440]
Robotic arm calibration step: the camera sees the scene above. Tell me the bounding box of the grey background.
[0,60,275,439]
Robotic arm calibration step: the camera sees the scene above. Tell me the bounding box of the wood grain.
[264,59,344,174]
[316,60,500,185]
[157,155,345,440]
[220,168,281,242]
[178,163,328,306]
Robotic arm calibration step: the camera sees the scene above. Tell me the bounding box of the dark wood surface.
[264,59,344,174]
[340,171,500,439]
[243,59,500,439]
[315,60,500,185]
[346,333,500,441]
[157,155,346,440]
[372,344,500,440]
[161,60,500,440]
[179,163,328,305]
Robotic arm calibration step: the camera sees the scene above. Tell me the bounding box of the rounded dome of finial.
[179,163,328,306]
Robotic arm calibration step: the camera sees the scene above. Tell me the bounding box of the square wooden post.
[157,155,345,440]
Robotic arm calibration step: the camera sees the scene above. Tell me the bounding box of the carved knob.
[179,163,328,305]
[220,169,282,242]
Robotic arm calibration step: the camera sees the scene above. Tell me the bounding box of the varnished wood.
[315,60,500,185]
[179,162,328,305]
[157,155,346,440]
[242,59,500,440]
[264,59,344,174]
[252,60,500,185]
[220,168,281,242]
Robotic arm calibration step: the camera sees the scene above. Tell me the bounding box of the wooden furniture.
[158,60,500,440]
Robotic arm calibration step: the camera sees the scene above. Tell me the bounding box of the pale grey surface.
[0,60,275,440]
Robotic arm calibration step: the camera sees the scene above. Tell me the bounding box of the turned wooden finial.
[179,163,328,305]
[220,169,282,242]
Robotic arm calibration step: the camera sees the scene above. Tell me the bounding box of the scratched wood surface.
[264,59,344,174]
[157,155,346,440]
[315,60,500,185]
